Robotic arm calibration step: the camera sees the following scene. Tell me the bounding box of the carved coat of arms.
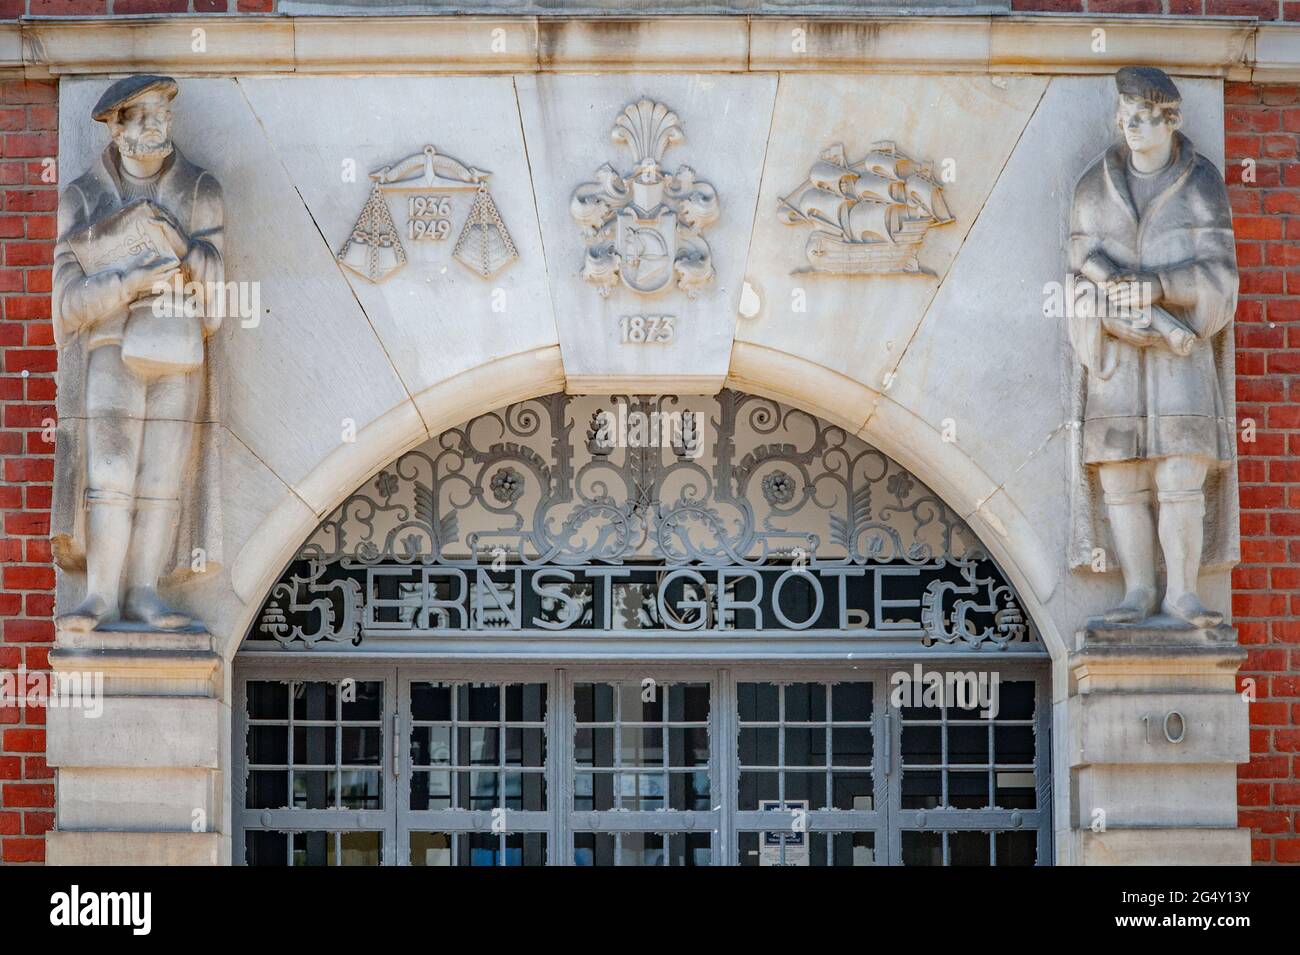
[571,100,719,298]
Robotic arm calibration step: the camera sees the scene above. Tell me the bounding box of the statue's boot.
[122,497,191,631]
[1159,489,1223,629]
[1099,490,1158,624]
[55,491,132,632]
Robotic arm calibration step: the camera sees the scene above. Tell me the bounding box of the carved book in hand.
[64,198,202,377]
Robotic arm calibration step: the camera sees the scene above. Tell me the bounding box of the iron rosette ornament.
[255,391,1031,651]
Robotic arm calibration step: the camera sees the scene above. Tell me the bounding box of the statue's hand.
[122,256,181,301]
[1101,313,1163,347]
[148,212,190,260]
[1105,272,1161,311]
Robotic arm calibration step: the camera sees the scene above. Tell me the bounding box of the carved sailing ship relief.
[571,100,719,298]
[779,142,954,276]
[337,144,518,283]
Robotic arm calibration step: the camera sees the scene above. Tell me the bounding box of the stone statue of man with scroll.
[1068,67,1238,630]
[52,75,224,632]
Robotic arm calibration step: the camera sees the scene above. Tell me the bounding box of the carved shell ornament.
[571,99,720,298]
[337,144,519,283]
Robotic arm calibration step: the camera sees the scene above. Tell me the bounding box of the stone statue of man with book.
[52,75,224,632]
[1068,66,1238,631]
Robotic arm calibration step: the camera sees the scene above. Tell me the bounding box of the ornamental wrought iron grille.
[247,391,1039,654]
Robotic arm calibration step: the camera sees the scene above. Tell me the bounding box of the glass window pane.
[738,683,778,722]
[574,683,613,723]
[247,725,287,765]
[784,683,826,722]
[292,770,335,809]
[461,684,500,722]
[574,832,615,866]
[411,682,452,721]
[292,726,335,766]
[338,831,381,866]
[996,830,1038,866]
[293,682,335,722]
[247,681,288,720]
[410,831,452,866]
[739,727,779,767]
[831,727,872,767]
[342,726,381,766]
[831,683,872,722]
[669,683,710,722]
[247,769,288,809]
[341,681,382,721]
[783,728,826,768]
[668,727,709,767]
[901,830,943,866]
[949,831,992,866]
[340,770,381,810]
[619,832,664,866]
[245,829,287,865]
[505,683,547,722]
[832,772,874,811]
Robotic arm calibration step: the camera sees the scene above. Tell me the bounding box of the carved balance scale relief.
[252,391,1034,653]
[337,144,519,283]
[779,142,954,276]
[571,100,719,298]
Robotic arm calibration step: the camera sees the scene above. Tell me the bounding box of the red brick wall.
[1227,80,1300,865]
[0,77,56,865]
[1,1,273,15]
[1012,0,1296,16]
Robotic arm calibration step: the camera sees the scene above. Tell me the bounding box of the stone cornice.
[0,14,1296,81]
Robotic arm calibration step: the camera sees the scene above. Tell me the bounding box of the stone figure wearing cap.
[51,75,224,632]
[1067,66,1238,629]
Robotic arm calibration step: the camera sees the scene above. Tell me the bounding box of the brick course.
[0,78,55,867]
[1226,80,1300,865]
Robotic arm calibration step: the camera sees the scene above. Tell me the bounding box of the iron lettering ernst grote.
[1067,66,1239,633]
[52,75,225,634]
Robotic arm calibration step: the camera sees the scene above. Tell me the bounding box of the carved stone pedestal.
[1067,624,1250,865]
[44,627,224,866]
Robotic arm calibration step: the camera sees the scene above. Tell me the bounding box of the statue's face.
[108,90,174,162]
[1117,94,1179,157]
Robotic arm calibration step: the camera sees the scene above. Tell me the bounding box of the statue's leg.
[1155,453,1221,628]
[1097,460,1158,624]
[121,372,200,630]
[57,347,145,632]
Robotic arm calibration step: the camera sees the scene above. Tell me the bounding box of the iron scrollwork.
[252,391,1035,652]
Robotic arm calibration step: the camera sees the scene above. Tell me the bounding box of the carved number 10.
[1143,711,1186,744]
[620,315,675,344]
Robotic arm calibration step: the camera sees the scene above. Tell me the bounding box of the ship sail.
[859,145,915,182]
[809,160,857,194]
[792,186,845,229]
[841,201,903,245]
[846,171,903,205]
[903,175,954,223]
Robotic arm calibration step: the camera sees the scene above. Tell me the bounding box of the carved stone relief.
[778,141,954,276]
[571,99,719,298]
[1066,66,1238,633]
[51,74,225,633]
[338,144,518,282]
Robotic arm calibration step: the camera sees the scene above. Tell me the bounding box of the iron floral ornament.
[571,100,719,298]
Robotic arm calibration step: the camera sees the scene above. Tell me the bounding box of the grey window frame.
[233,660,1051,866]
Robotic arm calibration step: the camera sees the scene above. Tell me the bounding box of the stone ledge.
[47,696,221,769]
[1075,826,1250,865]
[46,830,221,866]
[1067,691,1250,766]
[49,648,221,683]
[4,16,1296,82]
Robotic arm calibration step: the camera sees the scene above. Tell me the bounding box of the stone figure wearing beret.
[1068,67,1238,629]
[52,76,224,632]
